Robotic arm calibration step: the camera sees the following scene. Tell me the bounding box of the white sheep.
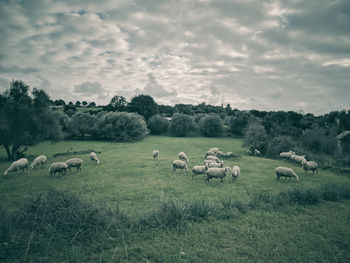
[172,160,188,173]
[205,150,216,157]
[89,152,100,164]
[178,152,189,164]
[4,158,28,176]
[206,155,220,162]
[209,147,219,154]
[275,167,299,182]
[31,155,48,169]
[65,158,83,172]
[205,167,232,183]
[302,161,318,174]
[280,151,294,159]
[254,149,260,155]
[294,155,307,166]
[152,149,159,160]
[247,150,253,155]
[232,166,240,181]
[220,152,235,158]
[191,163,209,179]
[49,162,68,176]
[203,159,217,166]
[208,161,224,168]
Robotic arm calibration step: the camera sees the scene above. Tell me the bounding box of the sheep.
[205,150,216,157]
[152,149,159,160]
[247,150,253,155]
[209,147,219,154]
[294,155,307,166]
[31,155,47,169]
[254,149,260,155]
[208,161,224,168]
[49,162,68,176]
[206,155,220,162]
[172,160,188,173]
[191,163,209,179]
[4,158,28,176]
[232,166,240,181]
[89,152,100,164]
[205,167,232,183]
[275,167,299,182]
[203,159,217,166]
[302,161,318,174]
[220,152,235,158]
[65,158,83,172]
[178,152,189,164]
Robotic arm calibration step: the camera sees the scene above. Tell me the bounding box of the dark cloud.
[137,73,177,98]
[0,65,38,74]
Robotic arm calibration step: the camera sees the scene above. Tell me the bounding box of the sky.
[0,0,349,115]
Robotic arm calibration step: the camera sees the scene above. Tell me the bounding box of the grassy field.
[0,136,350,262]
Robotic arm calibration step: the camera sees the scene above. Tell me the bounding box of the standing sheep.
[209,147,219,154]
[206,155,220,162]
[203,159,217,166]
[191,164,209,179]
[208,161,224,168]
[4,158,28,176]
[65,158,83,172]
[247,150,253,156]
[89,152,100,164]
[275,167,299,182]
[220,152,235,158]
[254,149,260,156]
[49,162,68,176]
[178,152,189,164]
[152,149,159,160]
[205,150,216,157]
[232,166,240,181]
[302,161,318,174]
[172,160,188,173]
[294,155,307,167]
[205,167,232,183]
[31,155,47,169]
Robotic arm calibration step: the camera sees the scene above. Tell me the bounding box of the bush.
[266,135,296,157]
[198,114,224,137]
[147,114,169,135]
[227,111,252,135]
[301,125,336,154]
[168,113,195,137]
[243,121,269,153]
[97,112,148,141]
[67,112,98,139]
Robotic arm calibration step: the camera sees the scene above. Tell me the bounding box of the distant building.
[336,130,350,155]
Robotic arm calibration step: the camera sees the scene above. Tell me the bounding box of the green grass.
[0,136,350,262]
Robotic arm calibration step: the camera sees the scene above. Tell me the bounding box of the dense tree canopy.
[128,94,158,120]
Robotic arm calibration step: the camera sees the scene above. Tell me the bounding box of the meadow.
[0,136,350,262]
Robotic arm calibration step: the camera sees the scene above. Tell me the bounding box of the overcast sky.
[0,0,349,114]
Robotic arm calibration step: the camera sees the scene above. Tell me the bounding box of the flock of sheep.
[152,148,240,183]
[3,152,100,177]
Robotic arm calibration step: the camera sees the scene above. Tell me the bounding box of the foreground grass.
[0,136,350,262]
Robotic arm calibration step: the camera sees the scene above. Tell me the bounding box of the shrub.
[243,121,269,153]
[168,113,195,137]
[227,111,252,135]
[266,135,296,157]
[97,112,148,141]
[147,114,169,135]
[198,114,224,137]
[301,125,336,154]
[66,112,98,139]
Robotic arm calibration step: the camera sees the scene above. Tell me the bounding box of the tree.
[88,102,96,107]
[75,101,81,107]
[0,80,62,160]
[110,95,127,111]
[63,104,77,117]
[53,99,66,106]
[243,121,269,154]
[168,113,195,137]
[198,114,224,137]
[67,112,98,139]
[82,101,88,106]
[128,94,158,120]
[147,115,169,135]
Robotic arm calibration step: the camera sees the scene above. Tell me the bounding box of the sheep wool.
[302,161,318,174]
[206,155,220,162]
[152,149,159,160]
[89,152,100,164]
[65,158,83,172]
[178,152,189,164]
[205,167,232,183]
[31,155,48,169]
[191,164,209,179]
[4,158,28,176]
[232,166,240,181]
[49,162,68,176]
[275,167,299,182]
[209,147,219,154]
[172,160,188,173]
[208,161,224,168]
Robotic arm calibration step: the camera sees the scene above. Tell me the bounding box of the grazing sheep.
[65,158,83,172]
[208,161,224,168]
[206,155,220,162]
[178,152,189,164]
[294,155,307,166]
[302,161,318,174]
[215,151,224,157]
[275,167,299,182]
[49,162,68,176]
[31,155,47,169]
[247,150,253,155]
[152,149,159,160]
[89,152,100,164]
[254,149,260,155]
[205,167,232,183]
[205,150,216,157]
[4,158,29,176]
[191,164,209,179]
[172,160,188,173]
[203,159,217,166]
[220,152,235,158]
[209,147,219,154]
[232,166,240,181]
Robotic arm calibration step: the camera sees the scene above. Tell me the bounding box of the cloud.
[138,73,177,98]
